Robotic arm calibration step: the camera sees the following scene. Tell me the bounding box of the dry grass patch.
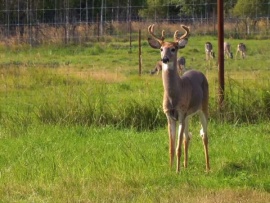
[56,67,127,83]
[193,189,270,203]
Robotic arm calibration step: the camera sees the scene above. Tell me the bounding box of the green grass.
[0,123,270,202]
[0,36,270,202]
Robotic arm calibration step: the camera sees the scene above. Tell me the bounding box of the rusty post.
[218,0,224,112]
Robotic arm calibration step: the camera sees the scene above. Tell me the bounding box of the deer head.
[147,24,190,64]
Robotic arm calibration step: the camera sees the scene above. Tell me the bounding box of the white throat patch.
[162,62,174,71]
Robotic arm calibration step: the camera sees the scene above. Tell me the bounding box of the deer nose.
[162,57,169,63]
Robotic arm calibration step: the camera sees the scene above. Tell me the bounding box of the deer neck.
[162,61,181,100]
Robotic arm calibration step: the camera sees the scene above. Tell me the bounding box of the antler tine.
[174,25,190,42]
[173,30,179,41]
[148,24,164,44]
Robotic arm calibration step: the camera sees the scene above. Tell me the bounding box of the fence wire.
[0,1,270,44]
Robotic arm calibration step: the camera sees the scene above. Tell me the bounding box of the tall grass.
[1,68,269,136]
[1,38,270,135]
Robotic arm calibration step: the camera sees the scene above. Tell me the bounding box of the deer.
[236,43,246,59]
[205,42,215,60]
[177,56,186,74]
[224,42,233,59]
[151,56,186,75]
[147,24,210,173]
[150,60,163,75]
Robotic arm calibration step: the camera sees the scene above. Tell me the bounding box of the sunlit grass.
[0,37,270,202]
[0,123,270,202]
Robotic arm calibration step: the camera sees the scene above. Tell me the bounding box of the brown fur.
[236,43,247,59]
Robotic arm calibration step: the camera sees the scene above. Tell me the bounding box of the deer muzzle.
[162,56,169,63]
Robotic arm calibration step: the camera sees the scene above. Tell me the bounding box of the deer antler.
[161,30,165,40]
[148,24,165,44]
[174,25,190,42]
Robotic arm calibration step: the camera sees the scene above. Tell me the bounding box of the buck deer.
[224,42,233,59]
[147,24,210,173]
[236,43,246,59]
[151,57,186,75]
[205,42,215,60]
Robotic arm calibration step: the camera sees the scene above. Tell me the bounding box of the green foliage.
[171,0,218,16]
[138,0,168,19]
[232,0,269,18]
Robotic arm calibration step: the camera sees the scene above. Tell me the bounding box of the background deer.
[177,56,186,74]
[150,61,163,75]
[236,43,246,59]
[205,42,215,60]
[147,24,210,173]
[224,42,233,59]
[151,56,186,75]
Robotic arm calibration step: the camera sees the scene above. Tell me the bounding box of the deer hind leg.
[166,115,177,169]
[181,65,186,74]
[178,65,183,75]
[199,111,210,171]
[242,51,246,59]
[178,65,186,75]
[157,67,160,75]
[183,117,191,168]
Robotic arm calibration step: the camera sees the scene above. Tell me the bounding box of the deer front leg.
[183,118,190,168]
[167,115,176,169]
[176,118,185,173]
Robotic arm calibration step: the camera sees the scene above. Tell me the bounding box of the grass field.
[0,35,270,202]
[0,123,270,202]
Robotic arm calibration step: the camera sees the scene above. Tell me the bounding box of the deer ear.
[148,38,161,49]
[177,38,188,49]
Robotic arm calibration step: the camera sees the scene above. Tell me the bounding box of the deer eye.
[160,48,163,52]
[171,48,176,52]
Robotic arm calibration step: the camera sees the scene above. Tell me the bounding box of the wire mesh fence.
[1,1,270,45]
